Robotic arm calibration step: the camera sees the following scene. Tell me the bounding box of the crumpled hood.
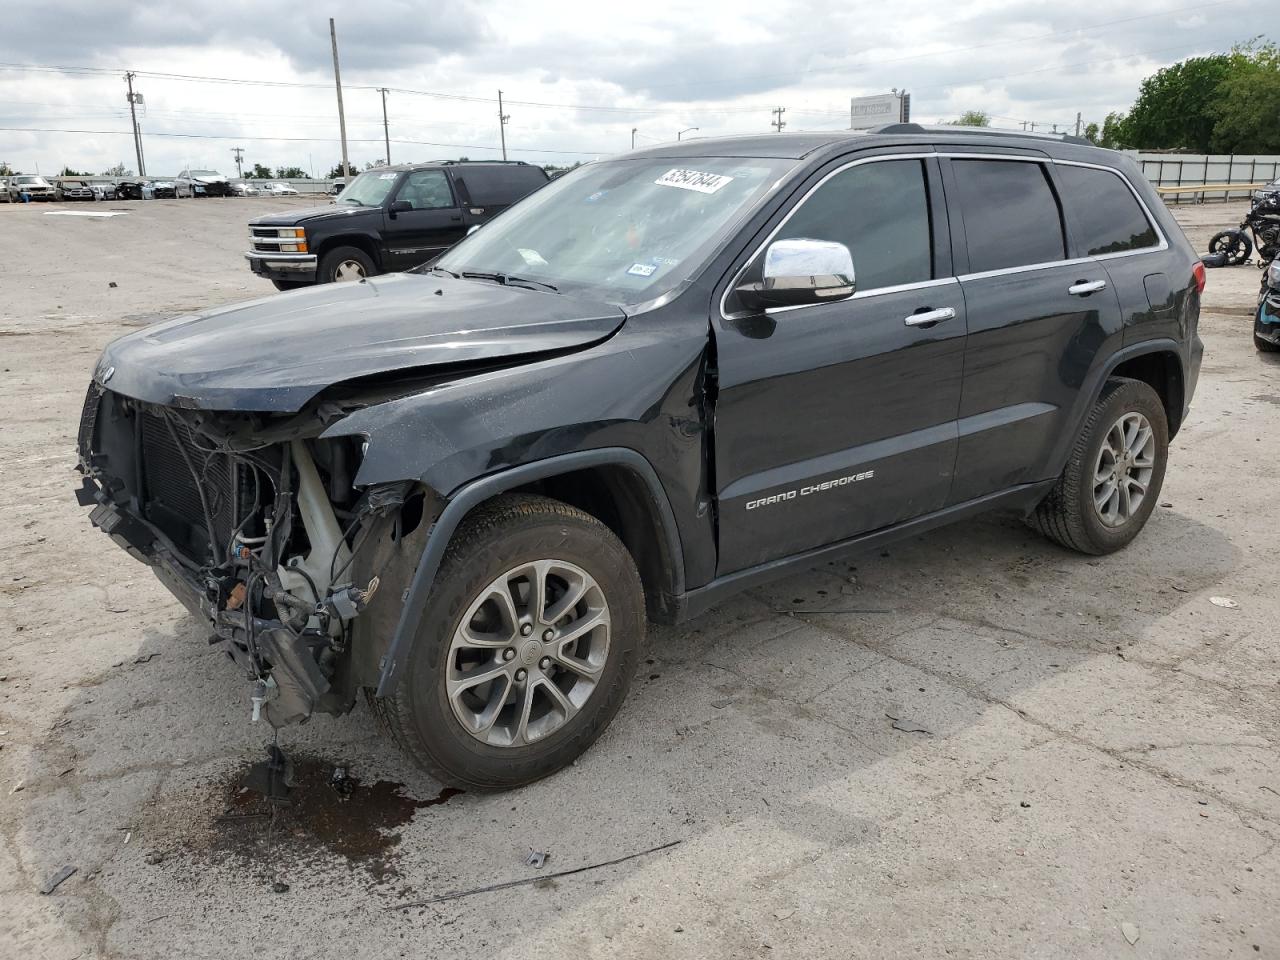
[97,274,626,412]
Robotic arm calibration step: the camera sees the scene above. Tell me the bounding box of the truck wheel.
[318,245,376,283]
[1028,378,1168,555]
[270,279,309,291]
[372,494,645,789]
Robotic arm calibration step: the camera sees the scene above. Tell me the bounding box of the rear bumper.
[245,251,317,283]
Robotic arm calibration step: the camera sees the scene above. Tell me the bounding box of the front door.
[382,169,468,271]
[713,155,966,575]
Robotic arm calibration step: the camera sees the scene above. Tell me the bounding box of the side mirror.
[388,199,413,215]
[735,238,855,311]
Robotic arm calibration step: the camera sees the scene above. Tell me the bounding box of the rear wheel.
[1029,378,1169,555]
[318,244,376,283]
[1256,330,1280,353]
[371,495,645,789]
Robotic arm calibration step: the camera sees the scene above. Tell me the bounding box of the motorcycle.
[1255,258,1280,353]
[1207,193,1280,266]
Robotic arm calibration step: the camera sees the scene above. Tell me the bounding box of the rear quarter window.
[1054,164,1158,256]
[456,166,549,207]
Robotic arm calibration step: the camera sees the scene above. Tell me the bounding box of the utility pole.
[1075,112,1082,137]
[231,147,244,178]
[124,72,145,176]
[378,88,391,165]
[631,127,637,150]
[771,106,786,133]
[329,18,351,178]
[497,90,510,161]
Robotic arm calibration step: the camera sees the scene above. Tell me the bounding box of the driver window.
[777,159,933,291]
[396,170,455,210]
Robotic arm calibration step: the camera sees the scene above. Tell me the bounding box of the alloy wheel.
[333,259,367,281]
[1092,411,1155,527]
[445,559,611,747]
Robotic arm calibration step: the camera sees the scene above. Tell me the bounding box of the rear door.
[381,169,467,271]
[943,154,1124,504]
[712,153,966,574]
[451,165,549,223]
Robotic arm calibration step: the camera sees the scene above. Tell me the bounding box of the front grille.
[139,410,248,565]
[251,227,276,238]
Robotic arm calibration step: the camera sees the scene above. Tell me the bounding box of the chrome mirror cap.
[738,238,855,310]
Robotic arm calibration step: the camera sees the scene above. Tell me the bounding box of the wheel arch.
[1106,345,1186,439]
[373,447,684,697]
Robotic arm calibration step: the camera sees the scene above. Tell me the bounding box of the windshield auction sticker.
[654,169,734,194]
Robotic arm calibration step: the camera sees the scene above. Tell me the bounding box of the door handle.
[1068,279,1107,296]
[903,306,956,327]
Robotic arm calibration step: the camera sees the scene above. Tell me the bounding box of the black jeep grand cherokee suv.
[245,160,549,289]
[79,126,1203,789]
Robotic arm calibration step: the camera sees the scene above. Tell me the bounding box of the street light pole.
[631,127,637,149]
[677,127,699,141]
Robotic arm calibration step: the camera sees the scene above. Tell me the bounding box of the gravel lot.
[1,196,1277,960]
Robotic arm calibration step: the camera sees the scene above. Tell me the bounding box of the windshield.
[16,176,41,184]
[337,170,400,207]
[432,157,794,305]
[190,170,219,177]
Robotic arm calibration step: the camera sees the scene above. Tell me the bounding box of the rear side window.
[457,166,549,207]
[776,158,933,290]
[1054,165,1158,256]
[951,160,1065,273]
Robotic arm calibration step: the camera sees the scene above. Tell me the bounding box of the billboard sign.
[850,93,909,126]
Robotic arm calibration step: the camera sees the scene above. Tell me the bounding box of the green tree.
[950,110,990,127]
[1209,41,1280,153]
[1083,122,1100,145]
[1099,112,1129,150]
[59,167,86,176]
[248,163,273,179]
[275,166,308,179]
[102,162,132,177]
[1122,54,1232,150]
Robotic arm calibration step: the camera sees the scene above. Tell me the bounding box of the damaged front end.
[75,380,435,727]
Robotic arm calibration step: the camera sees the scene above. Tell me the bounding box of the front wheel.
[1028,378,1169,555]
[318,244,377,283]
[1256,330,1280,353]
[1208,230,1252,266]
[270,279,309,291]
[371,494,645,789]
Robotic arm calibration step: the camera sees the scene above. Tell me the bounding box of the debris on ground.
[1209,596,1239,608]
[391,839,683,909]
[39,865,77,895]
[329,765,355,800]
[525,848,548,869]
[272,881,289,893]
[133,652,160,663]
[885,705,932,736]
[1121,922,1141,945]
[144,851,165,865]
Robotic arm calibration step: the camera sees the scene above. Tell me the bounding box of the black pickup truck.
[245,161,550,288]
[79,126,1202,789]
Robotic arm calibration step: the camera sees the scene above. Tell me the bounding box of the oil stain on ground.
[203,752,462,884]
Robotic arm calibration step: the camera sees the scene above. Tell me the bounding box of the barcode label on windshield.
[654,169,734,194]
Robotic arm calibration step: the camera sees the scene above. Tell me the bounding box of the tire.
[1028,378,1169,555]
[1256,331,1280,353]
[270,279,310,291]
[372,494,646,789]
[1208,230,1252,266]
[318,244,377,283]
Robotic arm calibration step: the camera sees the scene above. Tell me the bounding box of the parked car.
[77,127,1203,788]
[1255,259,1280,352]
[265,182,299,196]
[150,179,178,199]
[245,160,550,288]
[177,169,231,197]
[1252,176,1280,202]
[114,180,146,200]
[55,179,96,201]
[89,182,116,202]
[328,177,346,196]
[0,177,10,202]
[231,182,261,197]
[8,175,55,201]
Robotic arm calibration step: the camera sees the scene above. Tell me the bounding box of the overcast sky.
[0,0,1254,177]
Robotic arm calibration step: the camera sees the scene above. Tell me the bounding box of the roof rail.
[865,122,1091,146]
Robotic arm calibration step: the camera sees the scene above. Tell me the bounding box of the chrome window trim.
[720,151,939,321]
[719,150,1166,321]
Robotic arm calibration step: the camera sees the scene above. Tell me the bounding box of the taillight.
[1193,261,1206,294]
